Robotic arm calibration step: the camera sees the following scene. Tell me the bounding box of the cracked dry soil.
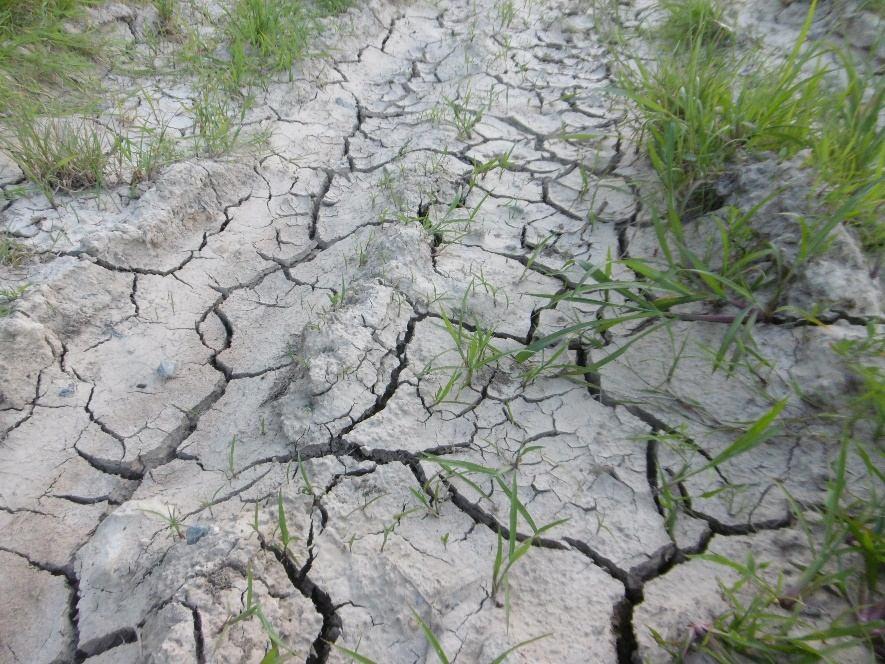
[0,0,881,663]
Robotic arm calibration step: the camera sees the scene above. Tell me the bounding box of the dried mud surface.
[0,1,881,663]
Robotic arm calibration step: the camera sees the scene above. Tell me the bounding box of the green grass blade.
[412,610,450,664]
[489,633,552,663]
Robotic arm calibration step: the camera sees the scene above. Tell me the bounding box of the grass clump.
[619,24,825,216]
[811,52,884,250]
[0,235,30,267]
[0,0,102,113]
[314,0,354,16]
[620,0,882,247]
[190,86,246,157]
[658,0,731,48]
[0,285,27,317]
[225,0,317,76]
[2,112,108,201]
[152,0,177,35]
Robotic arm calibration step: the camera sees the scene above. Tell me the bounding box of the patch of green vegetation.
[812,52,884,250]
[0,234,30,267]
[0,104,185,203]
[152,0,177,35]
[177,0,354,96]
[618,22,825,216]
[0,0,103,114]
[521,1,885,659]
[315,0,355,17]
[189,83,249,157]
[225,0,317,74]
[224,565,301,661]
[619,0,883,248]
[2,111,109,202]
[658,0,731,48]
[662,364,884,662]
[0,285,27,317]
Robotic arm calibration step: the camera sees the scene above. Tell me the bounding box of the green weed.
[0,0,103,114]
[224,565,300,661]
[2,112,109,202]
[444,87,488,139]
[152,0,177,35]
[190,85,248,157]
[810,51,884,250]
[315,0,354,16]
[617,25,826,216]
[439,310,501,388]
[142,504,186,539]
[226,0,317,74]
[113,120,179,186]
[0,285,27,317]
[0,235,30,267]
[424,454,568,624]
[657,0,731,48]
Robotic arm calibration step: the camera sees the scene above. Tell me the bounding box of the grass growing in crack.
[439,310,501,389]
[223,565,299,662]
[517,175,873,380]
[424,454,568,625]
[400,190,489,244]
[444,87,488,139]
[649,327,884,661]
[409,476,446,518]
[515,254,759,377]
[276,490,298,560]
[663,437,885,662]
[334,610,550,663]
[142,504,186,539]
[327,276,349,310]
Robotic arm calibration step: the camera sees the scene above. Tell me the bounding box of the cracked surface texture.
[0,0,881,663]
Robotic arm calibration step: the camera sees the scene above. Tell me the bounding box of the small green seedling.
[142,504,186,539]
[224,565,300,660]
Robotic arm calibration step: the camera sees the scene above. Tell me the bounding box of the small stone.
[58,384,76,397]
[185,525,209,545]
[156,360,177,380]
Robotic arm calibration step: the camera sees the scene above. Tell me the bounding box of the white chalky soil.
[0,1,878,663]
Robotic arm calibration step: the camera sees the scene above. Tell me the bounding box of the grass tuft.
[2,112,108,201]
[225,0,317,74]
[658,0,731,48]
[0,234,30,267]
[620,0,882,248]
[0,0,103,114]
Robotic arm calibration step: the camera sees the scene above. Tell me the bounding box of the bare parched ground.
[0,1,882,662]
